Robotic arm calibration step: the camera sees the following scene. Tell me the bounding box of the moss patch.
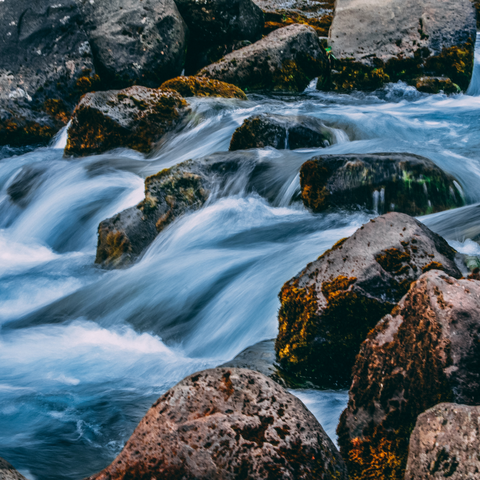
[160,76,247,100]
[263,11,333,37]
[300,159,330,211]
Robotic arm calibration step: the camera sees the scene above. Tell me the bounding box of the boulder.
[275,212,462,387]
[0,457,27,480]
[86,368,347,480]
[300,153,464,216]
[77,0,188,88]
[337,270,480,480]
[326,0,477,92]
[0,0,98,147]
[405,403,480,479]
[64,86,188,157]
[229,114,335,151]
[160,76,247,99]
[199,24,329,92]
[415,76,460,95]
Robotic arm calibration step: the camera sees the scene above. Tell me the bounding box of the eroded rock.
[229,114,335,151]
[300,153,464,216]
[326,0,477,92]
[199,24,329,92]
[337,271,480,480]
[160,76,247,99]
[405,403,480,480]
[0,457,27,480]
[86,368,347,480]
[64,86,188,157]
[275,212,462,388]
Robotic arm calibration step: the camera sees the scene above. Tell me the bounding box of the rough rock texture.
[230,114,335,151]
[300,153,464,216]
[416,76,460,95]
[275,212,462,388]
[0,0,98,147]
[86,368,347,480]
[64,86,188,157]
[405,403,480,479]
[337,271,480,480]
[160,76,247,99]
[0,457,27,480]
[199,24,329,92]
[326,0,477,92]
[77,0,187,89]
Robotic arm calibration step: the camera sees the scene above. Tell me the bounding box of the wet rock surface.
[77,0,187,89]
[160,76,247,99]
[300,153,464,215]
[327,0,477,92]
[64,86,188,157]
[415,76,460,94]
[229,114,335,151]
[86,368,347,480]
[199,24,329,92]
[405,403,480,480]
[275,212,462,388]
[0,457,27,480]
[338,270,480,480]
[0,0,97,147]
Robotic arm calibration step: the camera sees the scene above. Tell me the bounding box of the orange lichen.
[300,159,330,212]
[160,76,247,100]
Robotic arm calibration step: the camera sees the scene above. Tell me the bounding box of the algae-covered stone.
[300,153,464,216]
[77,0,187,88]
[326,0,476,92]
[337,271,480,480]
[86,368,347,480]
[199,24,329,92]
[275,212,461,388]
[229,114,336,151]
[64,86,188,157]
[416,76,460,94]
[0,457,27,480]
[405,403,480,479]
[160,76,247,99]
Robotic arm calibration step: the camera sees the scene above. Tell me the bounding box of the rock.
[0,0,98,147]
[160,76,247,99]
[229,114,335,151]
[77,0,188,88]
[199,24,329,93]
[405,403,480,479]
[0,457,27,480]
[64,86,188,157]
[300,153,465,216]
[416,76,460,94]
[86,368,347,480]
[337,270,480,480]
[326,0,477,92]
[275,212,462,388]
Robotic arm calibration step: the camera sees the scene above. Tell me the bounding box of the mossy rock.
[415,76,460,94]
[263,10,333,37]
[275,212,462,388]
[160,77,247,100]
[300,153,465,216]
[338,271,480,479]
[64,86,189,157]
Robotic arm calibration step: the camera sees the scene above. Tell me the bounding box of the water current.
[3,42,480,479]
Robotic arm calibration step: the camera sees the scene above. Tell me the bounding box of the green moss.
[160,76,247,100]
[263,10,333,37]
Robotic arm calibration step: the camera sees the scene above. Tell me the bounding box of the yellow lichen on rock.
[160,76,247,99]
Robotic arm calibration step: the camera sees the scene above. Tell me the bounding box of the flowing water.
[3,44,480,478]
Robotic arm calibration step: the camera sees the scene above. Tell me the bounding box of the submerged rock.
[64,86,188,157]
[326,0,477,92]
[77,0,187,88]
[0,457,27,480]
[0,0,98,147]
[416,76,460,95]
[86,368,347,480]
[405,403,480,479]
[199,24,329,92]
[337,270,480,480]
[275,212,461,388]
[300,153,464,216]
[229,114,335,151]
[160,76,247,99]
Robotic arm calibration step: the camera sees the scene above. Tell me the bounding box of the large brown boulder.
[405,403,480,479]
[0,457,27,480]
[337,271,480,480]
[160,76,247,99]
[64,86,188,157]
[86,368,347,480]
[300,153,464,216]
[275,212,462,387]
[326,0,477,92]
[199,24,329,93]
